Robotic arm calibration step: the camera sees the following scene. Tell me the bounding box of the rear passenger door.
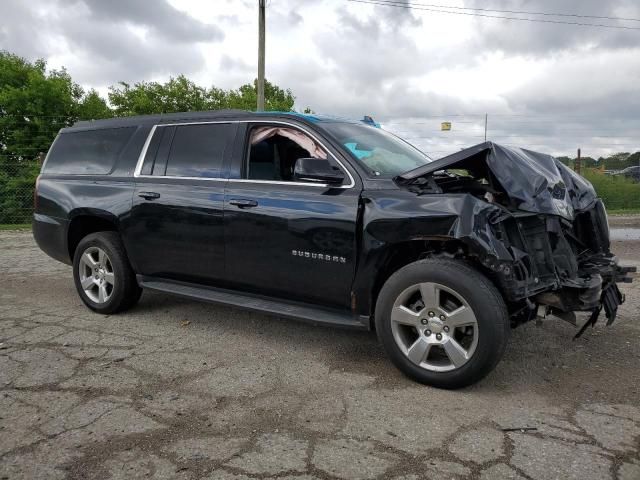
[125,122,237,285]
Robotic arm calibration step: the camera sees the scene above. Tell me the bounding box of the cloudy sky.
[2,0,639,158]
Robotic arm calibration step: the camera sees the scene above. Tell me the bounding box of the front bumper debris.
[478,204,635,337]
[574,265,636,338]
[395,142,634,338]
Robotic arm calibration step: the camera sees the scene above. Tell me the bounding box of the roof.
[64,110,362,132]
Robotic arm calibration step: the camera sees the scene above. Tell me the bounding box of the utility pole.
[484,113,488,142]
[576,148,581,174]
[257,0,266,111]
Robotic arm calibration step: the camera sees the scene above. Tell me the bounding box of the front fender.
[352,191,513,316]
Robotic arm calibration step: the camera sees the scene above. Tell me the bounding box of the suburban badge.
[291,249,346,264]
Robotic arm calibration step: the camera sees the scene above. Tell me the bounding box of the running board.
[138,277,369,330]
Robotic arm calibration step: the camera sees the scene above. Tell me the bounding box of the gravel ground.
[608,215,640,228]
[0,230,639,480]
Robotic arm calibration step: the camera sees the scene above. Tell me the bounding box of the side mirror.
[293,157,345,185]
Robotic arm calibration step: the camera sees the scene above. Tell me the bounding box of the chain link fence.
[1,159,42,224]
[1,115,71,225]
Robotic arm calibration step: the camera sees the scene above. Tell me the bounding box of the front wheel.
[375,258,509,389]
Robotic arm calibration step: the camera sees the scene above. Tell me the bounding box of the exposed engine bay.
[395,142,635,337]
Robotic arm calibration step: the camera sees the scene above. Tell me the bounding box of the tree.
[223,79,295,111]
[108,76,295,115]
[0,51,110,223]
[0,52,111,160]
[78,89,112,120]
[599,152,639,171]
[108,76,211,116]
[561,152,640,172]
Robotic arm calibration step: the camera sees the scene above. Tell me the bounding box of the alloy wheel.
[390,282,479,372]
[78,246,114,304]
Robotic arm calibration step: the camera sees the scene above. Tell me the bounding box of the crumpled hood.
[395,141,598,220]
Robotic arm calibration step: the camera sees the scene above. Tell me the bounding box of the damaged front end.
[395,142,636,337]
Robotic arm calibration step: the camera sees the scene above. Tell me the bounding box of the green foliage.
[0,51,111,223]
[561,151,639,171]
[598,152,640,171]
[0,223,31,230]
[560,157,598,170]
[1,52,78,160]
[108,76,210,116]
[0,161,40,224]
[583,170,640,211]
[108,76,295,116]
[77,89,112,120]
[224,79,295,111]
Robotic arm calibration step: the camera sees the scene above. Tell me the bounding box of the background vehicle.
[614,165,640,182]
[33,111,634,388]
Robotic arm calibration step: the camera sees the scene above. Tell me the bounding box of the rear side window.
[162,123,234,178]
[44,127,136,175]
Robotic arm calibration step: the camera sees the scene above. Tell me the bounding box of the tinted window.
[164,123,233,178]
[44,127,135,175]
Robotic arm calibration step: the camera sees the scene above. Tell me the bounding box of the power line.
[346,0,640,30]
[371,0,640,23]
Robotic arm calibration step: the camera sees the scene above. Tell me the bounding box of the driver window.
[246,126,328,181]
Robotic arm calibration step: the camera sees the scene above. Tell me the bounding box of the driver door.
[223,123,361,309]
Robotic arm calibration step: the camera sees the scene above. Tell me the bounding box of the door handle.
[229,199,258,209]
[138,191,161,200]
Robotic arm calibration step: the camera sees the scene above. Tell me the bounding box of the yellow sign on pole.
[441,122,451,131]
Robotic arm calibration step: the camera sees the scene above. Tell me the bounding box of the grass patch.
[583,170,640,211]
[0,223,31,230]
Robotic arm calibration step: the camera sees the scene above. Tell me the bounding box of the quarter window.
[44,127,136,175]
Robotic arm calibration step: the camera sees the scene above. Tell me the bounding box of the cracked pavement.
[0,230,639,479]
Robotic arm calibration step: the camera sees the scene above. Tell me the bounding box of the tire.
[375,258,509,389]
[73,231,142,314]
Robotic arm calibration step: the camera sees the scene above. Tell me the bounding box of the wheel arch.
[359,238,473,329]
[67,210,120,262]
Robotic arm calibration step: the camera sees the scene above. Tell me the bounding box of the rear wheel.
[375,258,509,389]
[73,232,141,314]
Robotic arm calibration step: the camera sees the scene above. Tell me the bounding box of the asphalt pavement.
[1,230,639,479]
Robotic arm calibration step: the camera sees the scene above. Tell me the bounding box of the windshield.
[322,122,431,177]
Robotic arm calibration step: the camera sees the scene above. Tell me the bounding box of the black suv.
[33,110,634,388]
